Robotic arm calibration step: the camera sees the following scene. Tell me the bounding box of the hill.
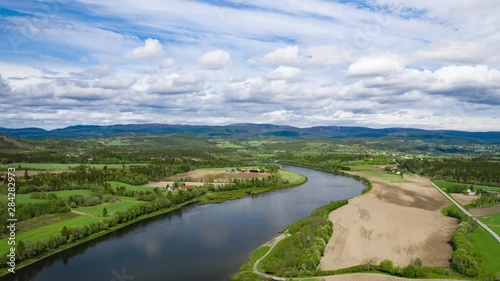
[0,124,499,144]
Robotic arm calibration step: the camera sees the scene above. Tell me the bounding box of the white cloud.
[416,41,498,64]
[347,56,404,77]
[160,58,176,68]
[125,38,164,60]
[266,66,302,80]
[198,50,230,69]
[95,76,137,89]
[148,72,201,94]
[0,75,11,95]
[252,46,299,66]
[1,0,500,130]
[303,45,348,66]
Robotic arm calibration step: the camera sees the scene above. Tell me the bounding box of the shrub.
[379,259,394,273]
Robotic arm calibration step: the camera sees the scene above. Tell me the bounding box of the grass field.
[434,181,500,193]
[17,213,80,234]
[471,226,500,277]
[77,197,145,217]
[106,140,131,146]
[0,190,93,204]
[257,153,275,157]
[219,141,243,148]
[0,163,146,171]
[248,140,266,146]
[278,169,307,185]
[348,165,409,183]
[477,213,500,236]
[249,245,270,266]
[107,181,163,192]
[0,215,101,253]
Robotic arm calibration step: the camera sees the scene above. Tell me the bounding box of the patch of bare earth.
[14,170,70,177]
[450,193,478,206]
[169,170,269,183]
[319,173,457,270]
[144,181,224,187]
[469,204,500,216]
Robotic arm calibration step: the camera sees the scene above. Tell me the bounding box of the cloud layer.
[0,0,499,131]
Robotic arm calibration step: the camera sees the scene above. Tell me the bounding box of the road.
[415,175,500,243]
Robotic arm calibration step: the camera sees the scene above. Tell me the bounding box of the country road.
[416,175,500,243]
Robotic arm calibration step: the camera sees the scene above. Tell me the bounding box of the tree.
[379,259,394,273]
[24,170,30,179]
[16,241,26,260]
[2,174,7,185]
[102,207,108,217]
[61,226,70,239]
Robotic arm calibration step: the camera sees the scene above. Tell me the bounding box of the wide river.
[4,165,365,281]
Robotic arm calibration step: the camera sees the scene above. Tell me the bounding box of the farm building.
[465,188,476,196]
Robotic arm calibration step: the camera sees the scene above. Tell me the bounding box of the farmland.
[319,172,456,270]
[477,212,500,235]
[471,227,500,277]
[0,163,145,171]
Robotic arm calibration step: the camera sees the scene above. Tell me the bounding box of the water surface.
[3,165,365,281]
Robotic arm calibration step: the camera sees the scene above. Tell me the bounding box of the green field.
[249,245,270,266]
[0,190,93,204]
[77,196,144,217]
[278,169,307,185]
[0,163,146,171]
[107,181,162,192]
[106,140,131,146]
[477,213,500,236]
[434,181,500,193]
[219,141,243,148]
[1,194,49,204]
[348,165,409,183]
[471,227,500,277]
[17,213,80,234]
[347,164,380,171]
[0,215,101,253]
[257,153,275,157]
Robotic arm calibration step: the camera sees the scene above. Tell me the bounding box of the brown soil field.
[469,204,500,216]
[144,181,225,187]
[319,172,457,270]
[322,273,465,281]
[13,170,70,177]
[450,193,478,206]
[168,169,270,183]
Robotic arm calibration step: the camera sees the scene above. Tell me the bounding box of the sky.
[0,0,499,131]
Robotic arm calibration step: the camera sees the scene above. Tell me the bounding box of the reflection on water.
[3,166,365,281]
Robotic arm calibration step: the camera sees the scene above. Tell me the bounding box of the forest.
[399,157,500,186]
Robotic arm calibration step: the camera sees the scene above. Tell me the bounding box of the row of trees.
[442,205,478,277]
[399,158,500,186]
[474,194,499,208]
[260,200,348,277]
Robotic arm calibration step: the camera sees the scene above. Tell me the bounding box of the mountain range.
[0,124,499,143]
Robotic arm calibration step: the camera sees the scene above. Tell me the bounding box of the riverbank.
[237,165,468,281]
[319,172,456,270]
[1,200,195,275]
[198,170,307,204]
[1,168,307,277]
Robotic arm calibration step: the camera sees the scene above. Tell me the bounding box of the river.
[3,165,365,281]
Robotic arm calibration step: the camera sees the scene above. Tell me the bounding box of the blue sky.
[0,0,499,130]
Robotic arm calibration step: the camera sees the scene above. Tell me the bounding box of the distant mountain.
[0,124,499,143]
